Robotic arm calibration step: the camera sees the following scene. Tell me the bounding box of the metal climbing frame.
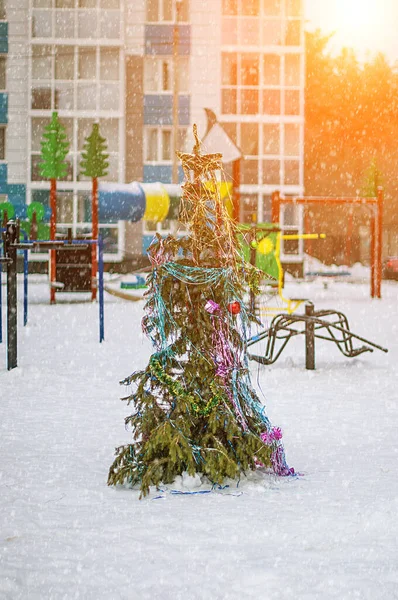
[1,220,105,371]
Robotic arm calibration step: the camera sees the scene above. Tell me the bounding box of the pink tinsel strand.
[271,446,295,476]
[207,303,248,431]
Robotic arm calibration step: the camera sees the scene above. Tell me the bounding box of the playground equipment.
[247,302,388,370]
[241,220,388,368]
[271,188,384,299]
[239,222,326,315]
[0,221,104,371]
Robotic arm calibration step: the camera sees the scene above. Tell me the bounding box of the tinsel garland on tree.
[108,126,294,497]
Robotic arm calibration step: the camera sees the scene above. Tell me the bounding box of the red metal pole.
[50,178,56,304]
[304,209,313,257]
[370,209,376,298]
[345,208,353,266]
[271,190,280,224]
[91,176,98,301]
[232,159,241,222]
[376,187,383,299]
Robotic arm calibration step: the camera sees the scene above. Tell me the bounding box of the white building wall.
[6,0,29,183]
[125,0,145,55]
[190,0,221,141]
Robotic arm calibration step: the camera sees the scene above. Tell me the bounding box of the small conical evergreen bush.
[39,112,69,180]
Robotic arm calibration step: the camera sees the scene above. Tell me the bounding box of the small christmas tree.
[39,111,70,303]
[108,125,294,497]
[80,123,109,300]
[80,123,109,180]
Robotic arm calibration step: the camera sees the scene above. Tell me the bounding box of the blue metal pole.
[22,231,28,327]
[98,236,104,343]
[0,241,3,344]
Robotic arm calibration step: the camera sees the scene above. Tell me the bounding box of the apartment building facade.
[2,0,304,264]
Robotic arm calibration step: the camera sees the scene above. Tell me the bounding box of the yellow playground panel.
[240,224,326,315]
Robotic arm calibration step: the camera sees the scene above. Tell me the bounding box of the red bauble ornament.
[227,301,241,315]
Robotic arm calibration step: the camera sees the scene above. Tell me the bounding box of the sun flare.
[335,0,380,37]
[308,0,387,56]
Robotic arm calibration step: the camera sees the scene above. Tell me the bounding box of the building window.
[241,89,258,114]
[57,190,74,222]
[55,46,75,80]
[241,54,259,85]
[286,0,301,18]
[0,56,6,90]
[31,3,121,38]
[222,0,237,15]
[145,58,171,92]
[240,18,260,45]
[263,159,281,185]
[146,0,189,22]
[221,89,237,114]
[284,160,300,185]
[263,54,280,85]
[221,17,238,45]
[240,122,258,156]
[144,127,187,162]
[0,127,5,160]
[100,47,119,80]
[161,130,171,160]
[222,49,301,116]
[144,57,189,93]
[96,226,119,254]
[262,89,280,114]
[31,44,121,112]
[221,52,260,114]
[284,123,300,156]
[284,89,300,115]
[78,46,96,79]
[222,53,237,86]
[240,193,258,224]
[263,0,281,16]
[55,9,75,38]
[284,19,301,45]
[146,128,158,161]
[32,11,53,37]
[241,159,258,184]
[32,45,52,80]
[285,53,301,86]
[263,123,280,155]
[31,117,50,152]
[241,0,259,16]
[263,19,282,45]
[32,87,52,109]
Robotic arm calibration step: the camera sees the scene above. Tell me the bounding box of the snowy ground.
[1,275,397,599]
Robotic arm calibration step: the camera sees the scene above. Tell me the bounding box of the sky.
[304,0,398,63]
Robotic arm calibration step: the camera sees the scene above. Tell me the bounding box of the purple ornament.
[271,427,283,441]
[260,426,283,445]
[205,300,221,314]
